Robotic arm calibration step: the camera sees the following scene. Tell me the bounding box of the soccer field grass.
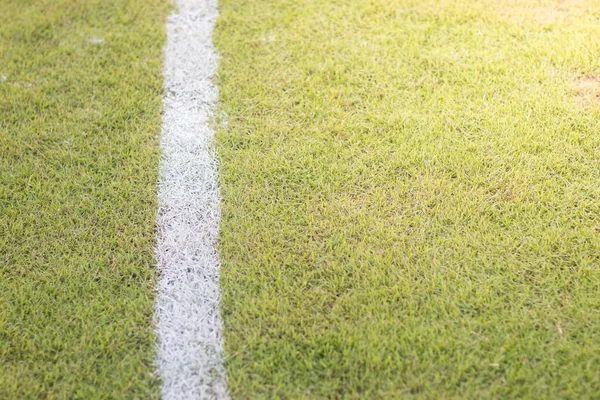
[0,0,168,397]
[215,0,600,397]
[3,0,600,398]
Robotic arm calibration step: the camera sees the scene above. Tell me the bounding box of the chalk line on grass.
[154,0,228,399]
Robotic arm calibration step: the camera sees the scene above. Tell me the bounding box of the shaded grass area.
[0,0,169,397]
[215,0,600,397]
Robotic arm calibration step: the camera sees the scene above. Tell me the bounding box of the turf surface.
[0,0,169,397]
[215,0,600,397]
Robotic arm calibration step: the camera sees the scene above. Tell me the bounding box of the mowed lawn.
[3,0,600,398]
[0,0,168,398]
[216,0,600,398]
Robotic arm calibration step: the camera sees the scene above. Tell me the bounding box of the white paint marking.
[89,36,105,44]
[155,0,228,399]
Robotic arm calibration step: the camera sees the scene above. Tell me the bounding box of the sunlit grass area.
[215,0,600,397]
[0,0,168,397]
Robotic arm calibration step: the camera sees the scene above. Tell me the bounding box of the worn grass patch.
[503,0,594,24]
[216,0,600,397]
[572,75,600,108]
[0,0,169,397]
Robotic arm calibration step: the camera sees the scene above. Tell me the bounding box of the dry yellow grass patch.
[502,0,593,24]
[572,75,600,107]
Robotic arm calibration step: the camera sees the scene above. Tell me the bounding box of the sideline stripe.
[154,0,228,398]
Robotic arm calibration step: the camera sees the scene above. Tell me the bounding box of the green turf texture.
[215,0,600,397]
[0,0,169,397]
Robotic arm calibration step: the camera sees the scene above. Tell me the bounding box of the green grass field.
[4,0,600,398]
[216,0,600,397]
[0,0,168,397]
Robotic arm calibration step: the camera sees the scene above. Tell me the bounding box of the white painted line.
[154,0,228,398]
